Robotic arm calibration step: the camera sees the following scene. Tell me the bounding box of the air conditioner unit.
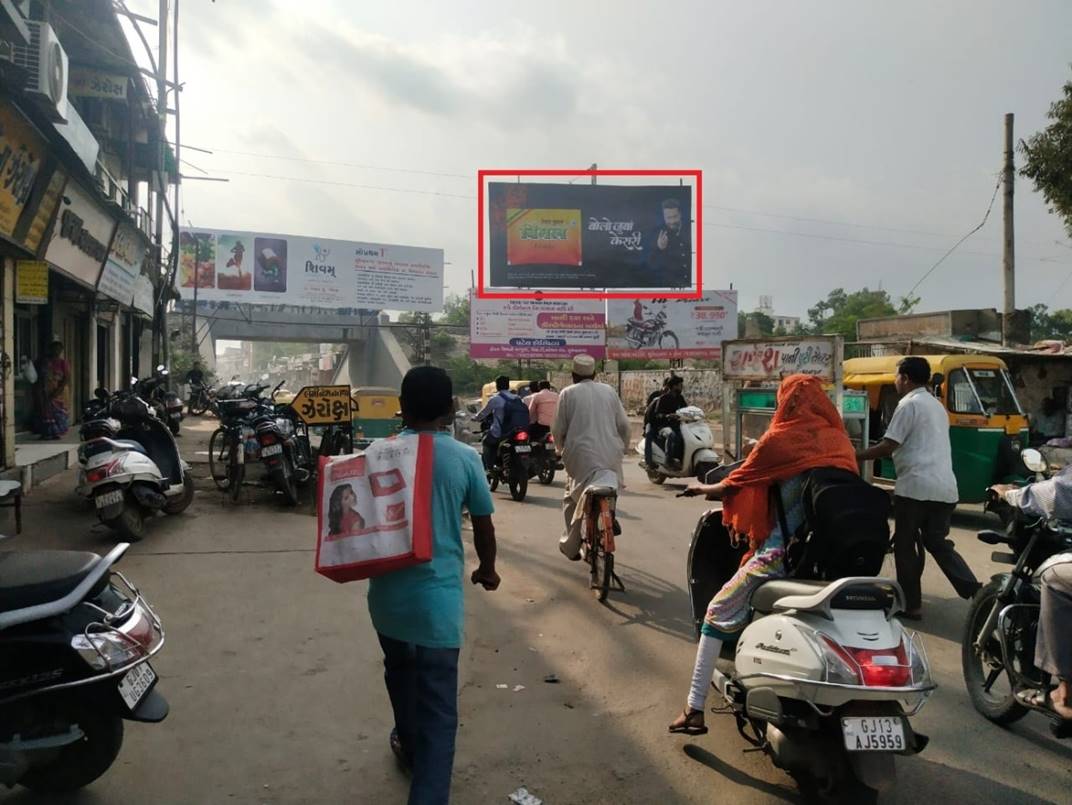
[11,21,69,122]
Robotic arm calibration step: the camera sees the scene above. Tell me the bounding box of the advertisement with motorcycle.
[607,290,737,359]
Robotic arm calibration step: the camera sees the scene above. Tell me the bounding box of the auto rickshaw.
[844,354,1031,503]
[351,386,402,440]
[479,379,531,406]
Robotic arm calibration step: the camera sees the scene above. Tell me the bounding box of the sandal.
[668,708,708,736]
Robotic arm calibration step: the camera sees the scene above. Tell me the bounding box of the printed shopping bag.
[315,432,435,582]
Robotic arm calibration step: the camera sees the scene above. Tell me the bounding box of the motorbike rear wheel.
[18,707,124,793]
[273,460,299,506]
[107,504,145,542]
[538,462,556,485]
[188,396,208,416]
[208,429,232,491]
[962,579,1029,724]
[646,469,667,485]
[508,459,528,501]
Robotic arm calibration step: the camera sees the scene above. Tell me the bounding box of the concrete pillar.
[2,259,15,469]
[86,302,98,396]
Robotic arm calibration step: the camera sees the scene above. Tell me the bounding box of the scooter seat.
[750,579,827,614]
[113,439,147,454]
[0,551,101,612]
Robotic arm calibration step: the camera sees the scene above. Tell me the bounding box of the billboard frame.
[477,169,703,301]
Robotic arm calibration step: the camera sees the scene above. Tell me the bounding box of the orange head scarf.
[721,374,858,556]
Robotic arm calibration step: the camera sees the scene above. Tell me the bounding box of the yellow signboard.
[16,260,48,304]
[290,385,353,425]
[0,101,45,240]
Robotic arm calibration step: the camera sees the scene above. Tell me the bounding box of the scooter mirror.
[156,364,165,373]
[94,387,109,401]
[1022,448,1048,474]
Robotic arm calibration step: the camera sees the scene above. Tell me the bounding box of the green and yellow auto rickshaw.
[351,386,403,441]
[844,354,1031,503]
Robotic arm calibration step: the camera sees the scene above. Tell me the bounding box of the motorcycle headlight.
[71,631,146,671]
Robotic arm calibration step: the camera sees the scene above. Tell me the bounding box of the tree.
[805,287,917,340]
[1021,73,1072,239]
[439,293,470,327]
[1026,303,1072,342]
[737,311,775,338]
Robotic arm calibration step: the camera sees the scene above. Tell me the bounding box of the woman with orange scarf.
[669,374,859,735]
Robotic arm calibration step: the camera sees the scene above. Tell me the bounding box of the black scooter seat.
[750,579,827,614]
[0,551,101,611]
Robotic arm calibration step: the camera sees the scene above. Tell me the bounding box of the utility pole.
[152,0,169,368]
[1002,112,1015,346]
[590,163,597,185]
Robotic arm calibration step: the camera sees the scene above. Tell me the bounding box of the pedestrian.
[525,380,559,440]
[32,340,70,440]
[551,354,630,560]
[856,356,980,619]
[367,366,499,805]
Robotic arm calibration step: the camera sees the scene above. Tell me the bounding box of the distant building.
[756,296,800,333]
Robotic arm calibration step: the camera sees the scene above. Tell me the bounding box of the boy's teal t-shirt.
[367,431,495,649]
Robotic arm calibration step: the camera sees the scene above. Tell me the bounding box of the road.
[1,418,1069,804]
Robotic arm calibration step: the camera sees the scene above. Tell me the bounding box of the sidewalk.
[7,429,81,490]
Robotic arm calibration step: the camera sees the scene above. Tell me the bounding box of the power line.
[210,169,474,199]
[907,174,1003,296]
[184,144,471,180]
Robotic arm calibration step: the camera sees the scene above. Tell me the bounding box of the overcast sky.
[129,0,1072,319]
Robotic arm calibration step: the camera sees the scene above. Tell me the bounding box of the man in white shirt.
[552,354,631,560]
[857,356,980,619]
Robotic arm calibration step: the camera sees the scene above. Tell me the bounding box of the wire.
[907,174,1003,296]
[210,169,474,199]
[184,144,471,180]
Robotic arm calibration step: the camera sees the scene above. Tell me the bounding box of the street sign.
[15,260,48,304]
[290,385,352,426]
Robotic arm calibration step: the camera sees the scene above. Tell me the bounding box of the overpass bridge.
[184,303,411,389]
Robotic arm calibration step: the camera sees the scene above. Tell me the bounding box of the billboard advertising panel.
[607,291,736,360]
[174,228,444,313]
[487,182,692,290]
[470,292,606,359]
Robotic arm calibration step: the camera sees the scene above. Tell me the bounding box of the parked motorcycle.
[637,405,721,484]
[134,366,182,437]
[485,428,531,501]
[186,381,215,417]
[252,381,313,505]
[0,542,168,793]
[684,480,933,801]
[962,448,1072,739]
[76,389,195,540]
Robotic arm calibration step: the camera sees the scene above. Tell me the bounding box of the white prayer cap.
[572,354,596,377]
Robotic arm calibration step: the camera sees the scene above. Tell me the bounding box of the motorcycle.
[962,448,1072,739]
[624,310,679,350]
[252,381,313,505]
[637,405,721,484]
[529,431,559,486]
[186,381,215,417]
[0,542,168,793]
[485,428,531,502]
[76,388,195,540]
[134,366,182,437]
[684,478,933,801]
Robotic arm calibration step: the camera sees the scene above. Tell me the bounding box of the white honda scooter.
[686,509,934,801]
[77,390,194,541]
[637,405,721,483]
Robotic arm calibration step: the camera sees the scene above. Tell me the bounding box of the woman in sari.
[669,374,859,735]
[32,340,70,440]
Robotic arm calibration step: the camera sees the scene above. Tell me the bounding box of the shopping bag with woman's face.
[315,432,435,582]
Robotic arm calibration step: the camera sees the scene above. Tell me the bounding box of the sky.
[128,0,1072,320]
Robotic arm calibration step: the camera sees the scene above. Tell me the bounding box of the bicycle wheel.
[208,429,232,490]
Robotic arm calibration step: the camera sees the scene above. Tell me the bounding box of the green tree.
[1026,303,1072,342]
[438,293,470,327]
[805,287,917,339]
[737,311,775,337]
[1021,73,1072,239]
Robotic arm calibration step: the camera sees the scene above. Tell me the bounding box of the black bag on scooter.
[781,467,890,581]
[687,507,749,638]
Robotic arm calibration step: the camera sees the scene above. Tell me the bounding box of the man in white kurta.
[551,354,631,559]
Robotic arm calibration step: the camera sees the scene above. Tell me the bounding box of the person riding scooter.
[649,375,687,470]
[473,375,528,472]
[992,470,1072,724]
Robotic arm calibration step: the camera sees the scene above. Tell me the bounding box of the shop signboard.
[607,291,736,360]
[43,181,116,288]
[69,67,128,101]
[98,221,149,305]
[175,227,444,313]
[487,182,692,289]
[290,385,353,426]
[722,337,840,382]
[133,274,155,315]
[469,292,605,359]
[15,260,48,304]
[0,99,47,243]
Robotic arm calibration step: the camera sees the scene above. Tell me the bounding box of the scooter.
[684,498,933,801]
[0,542,168,793]
[638,405,721,484]
[76,390,195,541]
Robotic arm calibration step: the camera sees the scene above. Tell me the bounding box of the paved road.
[2,419,1069,804]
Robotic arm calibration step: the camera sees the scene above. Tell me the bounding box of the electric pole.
[1002,112,1015,346]
[152,0,169,368]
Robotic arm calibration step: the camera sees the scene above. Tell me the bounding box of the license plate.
[118,662,156,710]
[262,444,283,456]
[841,716,905,752]
[95,490,124,509]
[514,445,531,453]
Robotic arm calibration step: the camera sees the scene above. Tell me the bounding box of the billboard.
[722,337,840,382]
[607,291,736,360]
[174,228,444,313]
[470,292,606,359]
[98,221,150,305]
[487,183,692,289]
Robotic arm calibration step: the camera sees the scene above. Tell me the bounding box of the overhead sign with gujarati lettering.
[607,291,737,360]
[43,181,116,288]
[69,67,128,101]
[469,291,606,359]
[175,227,444,313]
[15,260,48,304]
[0,100,46,242]
[290,385,353,425]
[722,337,840,382]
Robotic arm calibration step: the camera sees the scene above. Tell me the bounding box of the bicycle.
[582,483,625,602]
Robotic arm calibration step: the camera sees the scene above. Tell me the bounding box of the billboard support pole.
[191,236,199,353]
[590,163,597,185]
